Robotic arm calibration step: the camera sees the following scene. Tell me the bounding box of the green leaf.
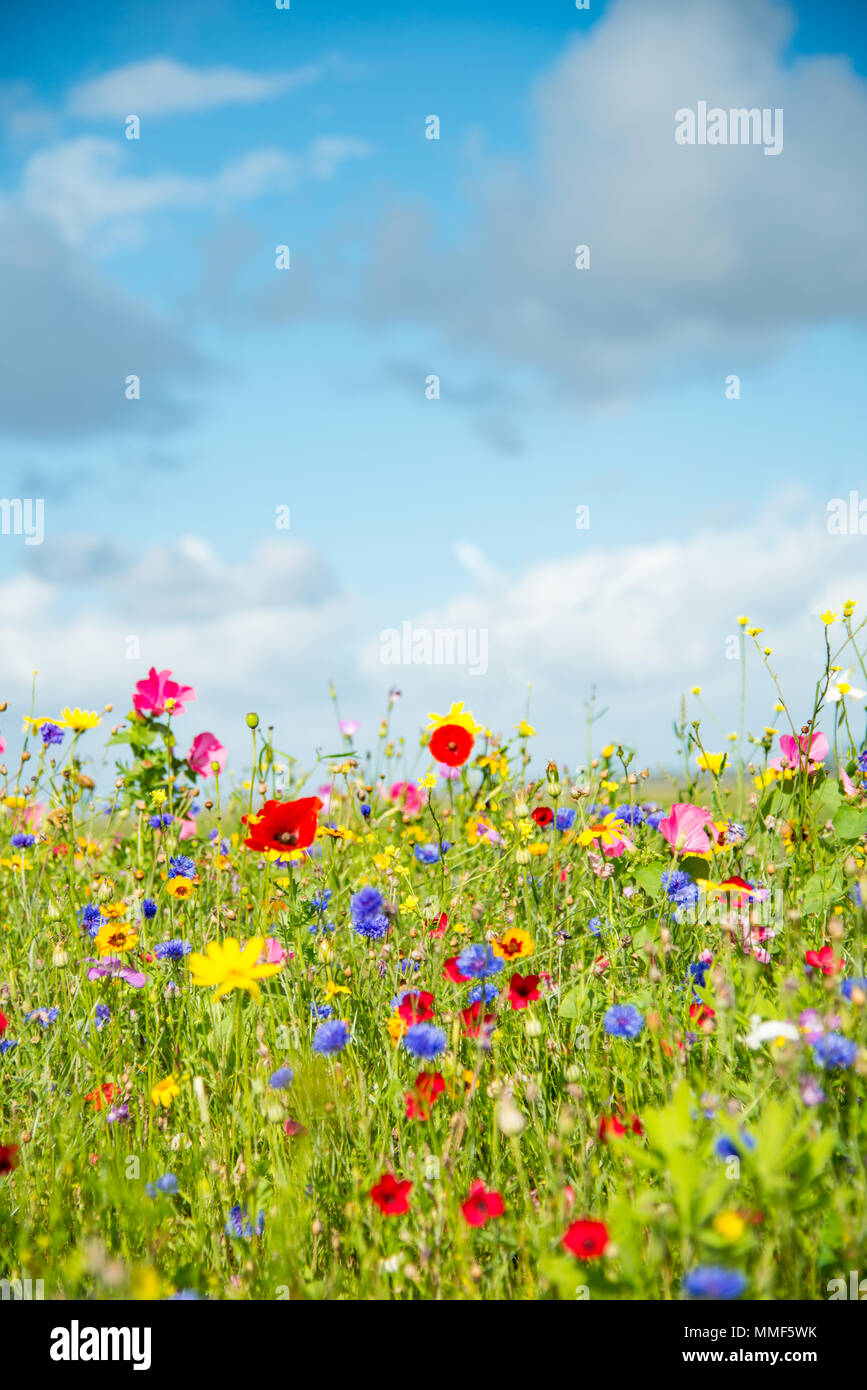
[832,804,867,842]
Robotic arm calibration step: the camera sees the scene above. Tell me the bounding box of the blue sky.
[2,0,867,773]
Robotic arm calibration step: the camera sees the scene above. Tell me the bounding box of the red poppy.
[428,913,449,938]
[443,956,471,984]
[370,1172,412,1216]
[283,1117,307,1138]
[598,1113,643,1142]
[405,1071,445,1120]
[531,806,553,828]
[805,945,841,976]
[0,1010,7,1035]
[84,1083,116,1112]
[461,1180,505,1227]
[460,1002,495,1039]
[593,956,610,975]
[689,1001,715,1025]
[0,1144,19,1175]
[563,1219,609,1259]
[429,724,474,767]
[507,972,541,1010]
[397,990,435,1026]
[242,796,323,853]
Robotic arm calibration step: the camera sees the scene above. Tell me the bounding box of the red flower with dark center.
[507,972,541,1010]
[397,990,435,1026]
[461,1180,505,1227]
[531,806,553,828]
[443,956,471,984]
[405,1071,445,1121]
[242,796,324,854]
[0,1144,19,1175]
[805,945,841,976]
[460,1001,496,1039]
[429,724,474,767]
[370,1172,412,1216]
[563,1219,609,1259]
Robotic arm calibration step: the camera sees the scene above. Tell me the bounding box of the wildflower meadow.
[2,612,867,1307]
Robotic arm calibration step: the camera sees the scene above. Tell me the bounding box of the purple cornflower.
[456,944,503,980]
[313,1019,350,1055]
[602,1004,644,1038]
[401,1023,446,1061]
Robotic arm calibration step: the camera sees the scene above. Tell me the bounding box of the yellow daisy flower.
[187,937,282,1000]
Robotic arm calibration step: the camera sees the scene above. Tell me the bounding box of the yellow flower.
[527,841,548,857]
[601,779,619,794]
[167,878,196,900]
[600,744,615,758]
[59,707,101,731]
[426,702,483,735]
[713,1210,746,1242]
[95,923,139,956]
[578,813,630,851]
[188,937,282,999]
[100,902,128,920]
[515,720,536,738]
[476,753,508,778]
[754,769,780,791]
[323,979,350,1001]
[737,616,749,627]
[22,716,54,731]
[747,627,763,637]
[151,1074,181,1108]
[696,752,725,775]
[492,926,535,960]
[418,771,438,790]
[150,788,167,808]
[843,598,857,618]
[690,686,702,696]
[821,610,837,626]
[386,1012,405,1043]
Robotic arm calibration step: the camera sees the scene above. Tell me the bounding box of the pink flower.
[771,731,829,774]
[390,781,427,817]
[841,766,858,797]
[179,817,198,841]
[339,720,360,738]
[187,732,227,778]
[260,938,287,965]
[132,667,196,718]
[658,802,715,855]
[0,730,5,756]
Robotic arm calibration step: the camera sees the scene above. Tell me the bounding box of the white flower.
[826,669,867,703]
[745,1017,800,1049]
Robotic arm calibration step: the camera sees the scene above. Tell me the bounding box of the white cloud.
[18,134,370,244]
[67,57,328,120]
[361,0,867,400]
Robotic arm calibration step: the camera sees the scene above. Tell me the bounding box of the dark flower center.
[274,829,299,845]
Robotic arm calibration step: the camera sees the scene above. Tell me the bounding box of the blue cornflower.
[313,1019,351,1055]
[168,855,196,879]
[0,1040,18,1054]
[725,821,747,844]
[586,917,604,936]
[687,961,711,999]
[812,1033,857,1070]
[555,808,576,831]
[661,869,699,910]
[311,889,333,910]
[713,1129,756,1160]
[614,805,645,826]
[40,722,65,747]
[456,944,503,980]
[644,809,665,830]
[10,834,36,849]
[351,885,389,940]
[148,814,174,829]
[414,842,449,864]
[142,899,157,920]
[468,982,500,1005]
[269,1066,294,1089]
[80,904,104,938]
[94,1004,111,1030]
[683,1267,747,1300]
[224,1205,264,1240]
[360,804,371,818]
[401,1023,446,1060]
[310,1003,333,1020]
[841,977,867,1002]
[153,939,192,961]
[858,749,867,774]
[602,1004,644,1038]
[145,1173,178,1197]
[24,1007,59,1027]
[353,913,389,941]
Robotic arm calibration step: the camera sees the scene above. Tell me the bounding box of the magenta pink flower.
[339,720,360,738]
[132,667,196,718]
[259,938,287,965]
[658,802,715,854]
[0,730,5,756]
[771,731,828,774]
[390,781,427,816]
[178,817,198,841]
[187,731,227,778]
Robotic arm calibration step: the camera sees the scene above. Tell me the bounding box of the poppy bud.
[246,712,259,729]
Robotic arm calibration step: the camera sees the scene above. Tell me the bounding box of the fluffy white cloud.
[362,0,867,400]
[67,57,328,120]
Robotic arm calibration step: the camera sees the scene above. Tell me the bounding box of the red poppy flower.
[428,913,449,938]
[429,723,474,767]
[0,1144,19,1175]
[461,1180,505,1227]
[598,1113,643,1142]
[85,1083,116,1112]
[397,990,435,1026]
[689,1001,715,1025]
[563,1219,609,1259]
[531,806,553,828]
[242,796,324,853]
[0,1010,7,1035]
[370,1172,412,1216]
[804,945,841,976]
[283,1117,307,1138]
[460,1001,495,1039]
[507,972,541,1010]
[405,1071,445,1120]
[443,956,471,984]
